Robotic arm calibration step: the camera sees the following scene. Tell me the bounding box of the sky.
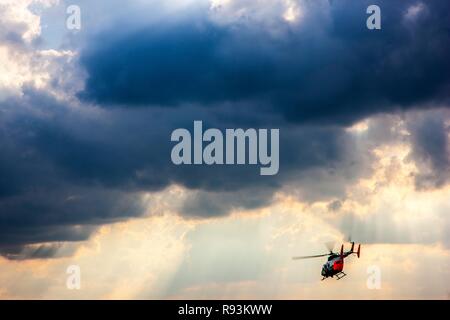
[0,0,449,299]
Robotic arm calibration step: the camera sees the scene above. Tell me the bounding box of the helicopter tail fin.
[357,244,361,258]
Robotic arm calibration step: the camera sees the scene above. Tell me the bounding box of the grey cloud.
[0,86,372,258]
[407,110,450,189]
[79,0,450,125]
[179,188,275,218]
[328,200,342,212]
[2,0,450,259]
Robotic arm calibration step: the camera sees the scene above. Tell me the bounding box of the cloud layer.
[0,0,449,259]
[80,0,450,125]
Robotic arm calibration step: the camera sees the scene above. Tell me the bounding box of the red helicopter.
[292,242,361,280]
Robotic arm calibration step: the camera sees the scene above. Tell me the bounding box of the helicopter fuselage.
[321,255,344,278]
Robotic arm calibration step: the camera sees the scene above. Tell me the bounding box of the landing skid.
[335,272,347,280]
[321,271,347,281]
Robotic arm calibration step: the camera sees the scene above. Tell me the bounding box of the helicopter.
[292,242,361,280]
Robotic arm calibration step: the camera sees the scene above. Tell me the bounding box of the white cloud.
[0,0,73,99]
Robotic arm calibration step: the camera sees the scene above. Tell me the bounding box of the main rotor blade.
[292,253,331,260]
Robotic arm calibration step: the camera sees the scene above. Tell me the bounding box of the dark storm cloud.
[0,183,146,253]
[2,88,364,196]
[179,188,275,218]
[0,89,147,256]
[407,111,450,189]
[0,86,368,258]
[328,200,342,212]
[4,88,364,195]
[2,0,450,259]
[79,0,450,125]
[1,242,77,261]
